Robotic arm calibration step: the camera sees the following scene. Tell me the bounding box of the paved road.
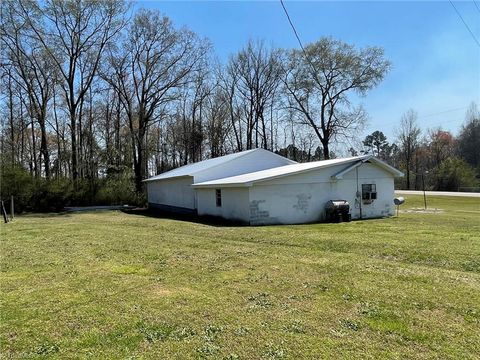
[395,190,480,198]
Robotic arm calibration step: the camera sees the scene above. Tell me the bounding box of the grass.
[0,195,479,359]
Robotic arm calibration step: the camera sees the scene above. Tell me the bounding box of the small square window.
[215,189,222,207]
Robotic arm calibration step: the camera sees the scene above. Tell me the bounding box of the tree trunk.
[30,117,38,177]
[39,119,50,179]
[8,75,15,167]
[70,107,78,181]
[406,168,410,190]
[53,91,62,178]
[20,96,25,165]
[132,114,145,194]
[134,146,143,193]
[115,99,121,168]
[321,139,330,160]
[78,97,85,179]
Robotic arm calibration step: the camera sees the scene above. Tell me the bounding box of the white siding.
[148,158,397,224]
[248,183,335,224]
[346,162,395,219]
[258,163,348,186]
[147,150,292,212]
[147,177,195,210]
[196,187,250,223]
[247,162,395,225]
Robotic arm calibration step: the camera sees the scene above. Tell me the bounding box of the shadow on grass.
[13,208,393,229]
[122,208,388,228]
[121,207,248,228]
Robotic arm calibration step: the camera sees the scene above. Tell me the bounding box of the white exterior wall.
[147,150,292,212]
[148,158,397,224]
[247,162,395,225]
[196,187,250,223]
[194,151,292,183]
[343,162,395,220]
[147,176,195,210]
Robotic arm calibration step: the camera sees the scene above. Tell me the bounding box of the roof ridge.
[192,155,402,188]
[190,148,263,176]
[144,148,294,182]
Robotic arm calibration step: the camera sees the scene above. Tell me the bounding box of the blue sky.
[137,1,480,141]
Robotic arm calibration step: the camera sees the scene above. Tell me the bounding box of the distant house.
[145,151,403,225]
[144,149,296,214]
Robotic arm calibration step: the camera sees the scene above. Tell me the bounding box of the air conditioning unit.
[362,191,377,200]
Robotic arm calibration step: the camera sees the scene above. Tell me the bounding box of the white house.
[144,149,296,214]
[145,151,403,225]
[192,155,403,225]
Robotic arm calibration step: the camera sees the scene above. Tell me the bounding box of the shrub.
[0,165,34,212]
[96,175,140,205]
[1,164,144,213]
[434,157,478,191]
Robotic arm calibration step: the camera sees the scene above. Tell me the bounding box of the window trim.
[215,189,222,207]
[362,184,377,201]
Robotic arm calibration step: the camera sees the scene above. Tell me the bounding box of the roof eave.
[143,175,193,182]
[331,159,369,180]
[192,182,252,189]
[368,158,404,177]
[250,156,372,185]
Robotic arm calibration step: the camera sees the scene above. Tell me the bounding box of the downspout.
[356,167,362,219]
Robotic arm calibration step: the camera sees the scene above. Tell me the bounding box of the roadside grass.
[0,195,479,359]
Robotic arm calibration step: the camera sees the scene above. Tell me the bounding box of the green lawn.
[1,195,479,359]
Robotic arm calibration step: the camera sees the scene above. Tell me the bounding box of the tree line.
[358,103,479,192]
[1,1,478,211]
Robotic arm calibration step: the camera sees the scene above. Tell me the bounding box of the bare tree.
[176,68,212,164]
[228,40,284,150]
[397,109,421,189]
[284,37,390,159]
[457,102,480,170]
[17,0,127,181]
[1,0,59,178]
[0,68,17,167]
[204,87,232,157]
[426,129,455,169]
[217,64,243,151]
[105,9,210,192]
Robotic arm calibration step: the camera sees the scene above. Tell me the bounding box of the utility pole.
[10,195,14,220]
[1,201,8,223]
[422,171,428,210]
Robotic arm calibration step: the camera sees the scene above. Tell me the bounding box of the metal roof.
[192,155,404,188]
[144,148,296,182]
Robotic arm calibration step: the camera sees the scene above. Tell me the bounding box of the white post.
[10,195,14,220]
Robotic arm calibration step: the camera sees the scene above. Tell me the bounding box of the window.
[362,184,377,201]
[215,189,222,207]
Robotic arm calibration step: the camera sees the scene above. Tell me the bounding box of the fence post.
[10,195,14,220]
[1,201,8,223]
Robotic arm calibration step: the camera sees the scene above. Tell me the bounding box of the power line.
[449,0,480,47]
[418,106,468,119]
[473,0,480,14]
[279,0,320,82]
[368,106,469,129]
[280,0,308,58]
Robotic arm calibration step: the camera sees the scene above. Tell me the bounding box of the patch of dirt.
[400,208,444,214]
[150,284,174,296]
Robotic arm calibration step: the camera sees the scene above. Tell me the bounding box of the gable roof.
[192,155,404,188]
[144,148,296,182]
